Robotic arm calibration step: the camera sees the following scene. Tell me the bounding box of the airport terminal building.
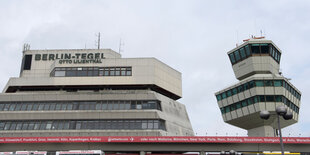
[0,48,194,137]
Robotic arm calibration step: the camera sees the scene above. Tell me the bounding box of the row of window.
[0,119,166,131]
[229,43,281,65]
[220,95,299,114]
[51,67,132,77]
[0,100,161,111]
[216,80,301,101]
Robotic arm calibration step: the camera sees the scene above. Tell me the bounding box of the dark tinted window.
[260,44,269,54]
[23,55,32,70]
[251,44,260,54]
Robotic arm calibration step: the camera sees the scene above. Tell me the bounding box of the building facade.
[0,48,194,137]
[215,37,301,137]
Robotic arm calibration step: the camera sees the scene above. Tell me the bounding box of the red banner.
[0,136,309,144]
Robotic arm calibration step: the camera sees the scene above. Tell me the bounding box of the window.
[245,45,251,56]
[229,53,236,64]
[115,67,121,76]
[274,80,282,87]
[216,95,222,101]
[226,90,232,97]
[23,55,32,70]
[237,85,244,92]
[234,51,241,61]
[232,88,238,95]
[241,101,247,107]
[236,102,241,109]
[55,71,65,77]
[126,67,132,76]
[240,48,246,59]
[251,44,260,54]
[249,81,255,89]
[255,80,264,87]
[264,80,273,86]
[259,96,265,102]
[260,44,269,54]
[225,107,230,113]
[221,92,227,99]
[266,96,274,102]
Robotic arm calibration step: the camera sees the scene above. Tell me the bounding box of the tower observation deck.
[215,37,301,137]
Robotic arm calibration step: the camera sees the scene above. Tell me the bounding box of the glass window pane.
[107,101,113,110]
[119,101,125,110]
[110,68,115,76]
[21,104,27,111]
[232,88,238,95]
[9,104,16,111]
[55,71,65,77]
[241,101,247,107]
[225,107,230,113]
[251,44,260,54]
[55,103,61,110]
[38,103,44,110]
[66,70,76,77]
[142,121,147,129]
[238,85,244,92]
[147,120,153,129]
[88,102,96,110]
[245,45,251,56]
[26,103,33,111]
[221,93,227,99]
[227,90,232,97]
[236,102,241,109]
[16,123,23,130]
[260,44,269,54]
[61,104,67,110]
[46,121,52,130]
[28,122,35,130]
[0,104,5,111]
[249,81,255,89]
[34,122,40,130]
[244,83,249,90]
[125,101,131,110]
[234,50,241,61]
[67,103,73,110]
[216,95,222,101]
[275,96,282,102]
[247,98,253,105]
[22,122,29,130]
[240,47,246,59]
[115,68,120,76]
[15,104,22,111]
[266,96,274,102]
[255,80,264,87]
[44,104,50,110]
[259,96,265,102]
[102,101,108,110]
[32,103,39,111]
[10,122,16,130]
[229,53,236,64]
[264,80,273,86]
[96,103,102,110]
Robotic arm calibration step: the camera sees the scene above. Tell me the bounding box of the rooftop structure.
[0,47,194,137]
[215,37,301,137]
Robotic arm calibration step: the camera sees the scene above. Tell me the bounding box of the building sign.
[0,136,310,144]
[34,53,105,64]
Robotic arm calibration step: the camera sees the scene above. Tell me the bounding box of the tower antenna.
[118,38,124,54]
[97,32,101,49]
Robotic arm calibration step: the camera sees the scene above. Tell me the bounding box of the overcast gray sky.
[1,0,310,136]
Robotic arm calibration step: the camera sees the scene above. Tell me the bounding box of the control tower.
[215,37,301,137]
